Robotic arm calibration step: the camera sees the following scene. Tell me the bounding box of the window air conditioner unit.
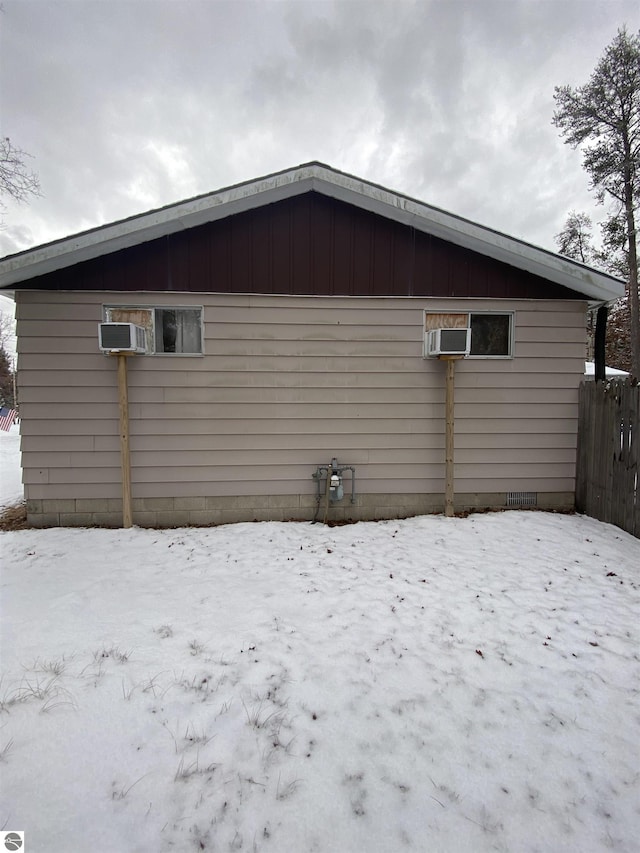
[425,327,471,357]
[98,322,147,354]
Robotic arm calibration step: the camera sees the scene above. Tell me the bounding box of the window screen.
[470,314,512,356]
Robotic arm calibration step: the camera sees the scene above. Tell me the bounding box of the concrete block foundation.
[25,492,575,528]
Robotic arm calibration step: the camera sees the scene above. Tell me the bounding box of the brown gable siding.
[18,193,583,300]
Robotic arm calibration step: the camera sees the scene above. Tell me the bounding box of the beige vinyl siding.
[16,291,586,505]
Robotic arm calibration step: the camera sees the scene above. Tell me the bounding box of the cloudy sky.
[1,0,639,265]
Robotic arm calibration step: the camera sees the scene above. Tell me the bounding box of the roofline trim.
[0,162,625,301]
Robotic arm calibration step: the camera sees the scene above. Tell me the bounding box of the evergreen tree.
[553,27,640,377]
[555,211,632,370]
[555,211,596,265]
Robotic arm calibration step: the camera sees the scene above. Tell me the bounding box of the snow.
[584,361,629,377]
[0,423,22,508]
[1,430,640,853]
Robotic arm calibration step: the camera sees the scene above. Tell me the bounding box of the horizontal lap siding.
[16,292,585,502]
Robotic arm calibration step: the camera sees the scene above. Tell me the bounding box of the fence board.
[576,378,639,538]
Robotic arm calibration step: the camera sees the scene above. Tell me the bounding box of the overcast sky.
[1,0,639,268]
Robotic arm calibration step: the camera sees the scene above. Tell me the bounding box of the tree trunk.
[623,136,640,378]
[626,220,640,379]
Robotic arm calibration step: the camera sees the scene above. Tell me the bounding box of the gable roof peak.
[0,161,625,303]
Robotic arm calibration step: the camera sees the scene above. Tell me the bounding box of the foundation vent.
[506,491,538,507]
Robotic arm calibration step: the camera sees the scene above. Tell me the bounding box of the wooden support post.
[443,355,462,518]
[117,353,133,528]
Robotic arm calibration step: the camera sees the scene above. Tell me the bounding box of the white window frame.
[103,305,204,356]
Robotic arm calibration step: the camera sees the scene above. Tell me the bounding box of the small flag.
[0,407,17,432]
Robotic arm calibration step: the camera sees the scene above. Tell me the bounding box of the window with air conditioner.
[424,311,514,359]
[104,306,203,355]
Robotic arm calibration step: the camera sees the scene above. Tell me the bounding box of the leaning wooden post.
[117,353,133,528]
[442,355,462,517]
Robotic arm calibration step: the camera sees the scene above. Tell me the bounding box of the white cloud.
[0,0,638,258]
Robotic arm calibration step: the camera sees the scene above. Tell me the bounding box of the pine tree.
[555,211,633,370]
[555,211,596,265]
[553,27,640,377]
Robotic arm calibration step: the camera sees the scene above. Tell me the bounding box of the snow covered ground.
[1,430,639,853]
[0,423,22,508]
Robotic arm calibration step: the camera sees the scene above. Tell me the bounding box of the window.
[424,311,514,358]
[154,308,202,354]
[104,306,203,355]
[469,313,512,357]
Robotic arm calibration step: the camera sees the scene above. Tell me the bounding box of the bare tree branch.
[0,137,41,205]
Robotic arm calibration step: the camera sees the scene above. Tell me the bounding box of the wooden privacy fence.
[576,378,639,538]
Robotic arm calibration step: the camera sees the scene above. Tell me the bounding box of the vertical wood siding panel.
[392,226,414,297]
[351,212,373,296]
[291,196,312,296]
[208,218,231,293]
[185,225,211,292]
[474,255,490,298]
[126,244,151,291]
[230,214,251,293]
[250,209,272,295]
[450,248,467,296]
[372,218,393,295]
[145,234,168,290]
[332,200,355,296]
[422,238,449,296]
[311,195,334,295]
[270,201,292,294]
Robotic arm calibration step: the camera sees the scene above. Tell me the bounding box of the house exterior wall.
[16,290,585,527]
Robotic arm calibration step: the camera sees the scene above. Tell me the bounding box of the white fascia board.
[0,162,626,303]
